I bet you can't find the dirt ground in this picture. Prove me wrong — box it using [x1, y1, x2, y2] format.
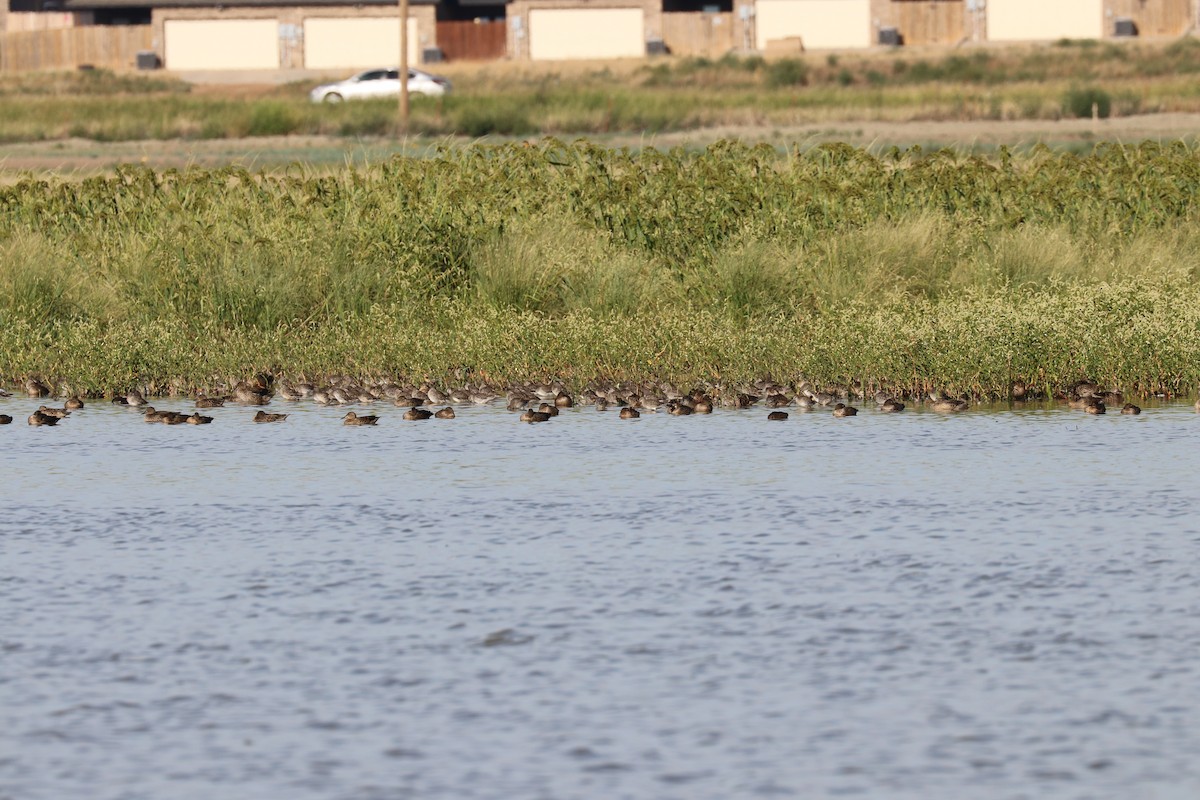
[1, 112, 1198, 177]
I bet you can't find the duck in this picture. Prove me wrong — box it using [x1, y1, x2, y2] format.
[254, 410, 288, 423]
[187, 413, 214, 424]
[0, 414, 12, 424]
[24, 378, 51, 398]
[232, 383, 271, 405]
[506, 395, 529, 412]
[143, 407, 170, 422]
[594, 398, 610, 411]
[36, 406, 70, 419]
[1083, 399, 1106, 415]
[537, 403, 560, 417]
[64, 397, 85, 410]
[434, 407, 456, 419]
[832, 403, 858, 417]
[533, 382, 561, 401]
[928, 392, 968, 413]
[195, 394, 225, 408]
[802, 387, 835, 407]
[1068, 380, 1101, 399]
[28, 410, 60, 426]
[1120, 403, 1141, 415]
[767, 410, 789, 421]
[343, 411, 378, 425]
[693, 397, 714, 414]
[125, 389, 148, 407]
[520, 409, 551, 423]
[403, 407, 432, 421]
[1011, 381, 1029, 401]
[732, 393, 759, 409]
[668, 402, 693, 416]
[554, 392, 574, 408]
[277, 383, 304, 401]
[619, 407, 640, 419]
[879, 398, 905, 413]
[162, 412, 188, 425]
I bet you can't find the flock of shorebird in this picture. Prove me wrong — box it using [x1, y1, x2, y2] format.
[0, 376, 1165, 428]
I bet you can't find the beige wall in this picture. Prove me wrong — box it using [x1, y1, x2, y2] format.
[528, 7, 644, 59]
[164, 19, 279, 69]
[987, 0, 1104, 40]
[755, 0, 872, 50]
[153, 6, 437, 70]
[508, 0, 661, 60]
[303, 17, 420, 69]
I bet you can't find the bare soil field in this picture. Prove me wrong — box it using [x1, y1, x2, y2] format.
[2, 112, 1198, 178]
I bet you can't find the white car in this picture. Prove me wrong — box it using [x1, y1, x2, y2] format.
[310, 68, 451, 103]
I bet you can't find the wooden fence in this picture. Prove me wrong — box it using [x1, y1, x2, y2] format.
[661, 12, 737, 58]
[1106, 0, 1192, 36]
[886, 0, 966, 46]
[436, 20, 506, 61]
[0, 25, 152, 72]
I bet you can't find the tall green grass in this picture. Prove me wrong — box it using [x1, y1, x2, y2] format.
[3, 141, 1200, 394]
[6, 40, 1200, 143]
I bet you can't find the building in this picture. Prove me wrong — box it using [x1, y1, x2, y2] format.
[0, 0, 1195, 73]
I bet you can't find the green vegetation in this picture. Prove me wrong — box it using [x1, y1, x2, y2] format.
[3, 140, 1200, 397]
[3, 38, 1200, 142]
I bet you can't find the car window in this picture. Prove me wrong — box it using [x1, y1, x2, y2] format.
[359, 70, 386, 82]
[385, 70, 400, 80]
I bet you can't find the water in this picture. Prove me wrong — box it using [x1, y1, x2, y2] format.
[3, 396, 1200, 800]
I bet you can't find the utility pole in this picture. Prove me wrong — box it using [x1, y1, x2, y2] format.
[398, 0, 409, 135]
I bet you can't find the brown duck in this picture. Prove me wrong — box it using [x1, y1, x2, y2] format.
[255, 410, 289, 423]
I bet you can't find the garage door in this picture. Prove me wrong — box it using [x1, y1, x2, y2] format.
[987, 0, 1103, 41]
[529, 8, 643, 60]
[755, 0, 870, 50]
[164, 19, 279, 70]
[304, 17, 420, 69]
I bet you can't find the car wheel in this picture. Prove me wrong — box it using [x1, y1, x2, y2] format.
[323, 92, 343, 103]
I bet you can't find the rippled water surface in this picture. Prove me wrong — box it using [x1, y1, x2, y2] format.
[3, 396, 1200, 800]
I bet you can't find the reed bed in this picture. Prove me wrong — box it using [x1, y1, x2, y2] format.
[3, 141, 1200, 397]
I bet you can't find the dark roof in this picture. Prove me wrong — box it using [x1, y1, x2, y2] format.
[53, 0, 436, 8]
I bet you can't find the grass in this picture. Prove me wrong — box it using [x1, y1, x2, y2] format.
[5, 40, 1200, 142]
[3, 141, 1200, 397]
